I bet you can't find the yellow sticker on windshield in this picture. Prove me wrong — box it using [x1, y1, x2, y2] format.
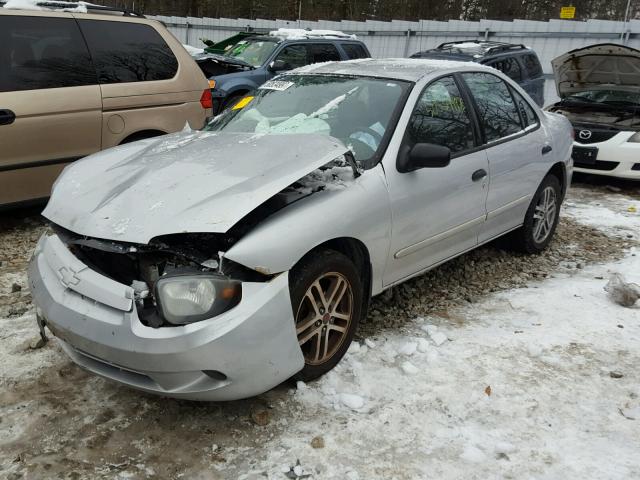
[232, 96, 254, 110]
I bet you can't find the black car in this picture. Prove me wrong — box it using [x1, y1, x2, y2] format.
[411, 41, 545, 106]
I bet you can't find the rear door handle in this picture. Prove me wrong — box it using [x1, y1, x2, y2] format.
[472, 169, 487, 182]
[0, 109, 16, 126]
[542, 145, 552, 155]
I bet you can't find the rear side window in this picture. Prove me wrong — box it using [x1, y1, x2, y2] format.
[522, 54, 542, 78]
[0, 16, 96, 92]
[78, 20, 178, 84]
[486, 57, 522, 82]
[462, 72, 522, 142]
[341, 43, 368, 59]
[510, 88, 539, 128]
[408, 76, 475, 154]
[309, 44, 341, 63]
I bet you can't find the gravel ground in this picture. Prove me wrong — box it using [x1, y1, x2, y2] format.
[0, 175, 638, 479]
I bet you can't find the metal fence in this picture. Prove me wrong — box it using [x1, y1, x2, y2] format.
[151, 15, 640, 105]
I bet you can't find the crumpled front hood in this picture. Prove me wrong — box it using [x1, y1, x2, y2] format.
[43, 132, 349, 244]
[552, 43, 640, 97]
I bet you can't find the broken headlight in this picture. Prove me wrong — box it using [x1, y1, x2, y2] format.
[155, 274, 241, 325]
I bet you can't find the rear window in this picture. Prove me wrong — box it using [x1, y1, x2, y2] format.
[0, 16, 96, 92]
[341, 43, 368, 60]
[522, 54, 542, 78]
[78, 20, 178, 84]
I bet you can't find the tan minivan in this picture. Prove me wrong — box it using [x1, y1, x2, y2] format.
[0, 6, 212, 207]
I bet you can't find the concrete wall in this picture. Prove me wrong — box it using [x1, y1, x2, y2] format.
[152, 15, 640, 106]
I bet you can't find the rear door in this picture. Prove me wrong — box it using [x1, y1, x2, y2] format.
[460, 72, 547, 243]
[0, 13, 101, 206]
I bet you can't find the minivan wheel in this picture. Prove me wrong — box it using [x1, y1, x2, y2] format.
[290, 250, 362, 381]
[509, 174, 562, 254]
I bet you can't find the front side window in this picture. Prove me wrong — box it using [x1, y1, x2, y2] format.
[274, 45, 309, 70]
[0, 16, 96, 92]
[486, 57, 522, 82]
[341, 43, 368, 60]
[205, 75, 409, 166]
[462, 72, 522, 142]
[407, 76, 475, 154]
[79, 20, 178, 84]
[522, 54, 542, 78]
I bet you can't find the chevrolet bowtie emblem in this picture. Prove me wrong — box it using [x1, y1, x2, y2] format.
[58, 267, 81, 287]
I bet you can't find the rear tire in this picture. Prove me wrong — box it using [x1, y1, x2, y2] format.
[289, 250, 362, 381]
[509, 174, 562, 254]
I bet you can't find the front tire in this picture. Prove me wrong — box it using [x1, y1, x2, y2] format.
[289, 250, 362, 381]
[509, 174, 562, 254]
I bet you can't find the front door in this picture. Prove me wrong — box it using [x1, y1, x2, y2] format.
[383, 75, 489, 286]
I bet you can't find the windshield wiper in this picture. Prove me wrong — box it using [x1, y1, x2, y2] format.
[560, 96, 601, 104]
[601, 100, 640, 107]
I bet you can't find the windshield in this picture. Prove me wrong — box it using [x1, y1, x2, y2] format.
[225, 38, 278, 67]
[564, 89, 640, 107]
[205, 75, 410, 165]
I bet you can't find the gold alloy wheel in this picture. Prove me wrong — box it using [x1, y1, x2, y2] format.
[295, 272, 354, 365]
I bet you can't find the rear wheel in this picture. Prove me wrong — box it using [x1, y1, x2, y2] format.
[509, 174, 562, 253]
[290, 250, 362, 381]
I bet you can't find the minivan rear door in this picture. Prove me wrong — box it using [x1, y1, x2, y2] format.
[0, 12, 102, 206]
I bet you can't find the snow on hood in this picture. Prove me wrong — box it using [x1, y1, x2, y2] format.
[43, 132, 350, 244]
[551, 43, 640, 97]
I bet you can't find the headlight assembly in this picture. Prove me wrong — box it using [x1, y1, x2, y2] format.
[628, 132, 640, 143]
[155, 274, 241, 325]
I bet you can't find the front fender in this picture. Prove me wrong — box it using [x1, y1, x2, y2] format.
[224, 165, 392, 295]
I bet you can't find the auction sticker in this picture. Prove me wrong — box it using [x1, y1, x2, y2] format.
[259, 80, 294, 91]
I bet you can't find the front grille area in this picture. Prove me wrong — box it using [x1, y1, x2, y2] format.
[573, 125, 620, 144]
[574, 160, 620, 171]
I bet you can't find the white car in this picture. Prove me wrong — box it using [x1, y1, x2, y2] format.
[548, 43, 640, 179]
[29, 59, 573, 401]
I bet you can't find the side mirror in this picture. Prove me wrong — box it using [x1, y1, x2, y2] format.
[269, 59, 290, 72]
[397, 143, 451, 173]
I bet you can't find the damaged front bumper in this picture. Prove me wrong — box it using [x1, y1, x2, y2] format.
[28, 233, 304, 401]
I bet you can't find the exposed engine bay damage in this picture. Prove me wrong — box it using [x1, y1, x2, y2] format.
[194, 53, 255, 77]
[50, 154, 360, 328]
[546, 104, 640, 132]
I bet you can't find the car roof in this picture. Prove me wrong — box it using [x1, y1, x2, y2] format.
[415, 41, 531, 60]
[291, 58, 492, 82]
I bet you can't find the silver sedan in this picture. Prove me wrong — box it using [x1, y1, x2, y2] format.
[29, 59, 573, 400]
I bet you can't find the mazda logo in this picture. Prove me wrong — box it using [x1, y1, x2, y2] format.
[578, 130, 592, 140]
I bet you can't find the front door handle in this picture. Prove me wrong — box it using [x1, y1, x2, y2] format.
[0, 109, 16, 126]
[542, 145, 553, 155]
[472, 169, 487, 182]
